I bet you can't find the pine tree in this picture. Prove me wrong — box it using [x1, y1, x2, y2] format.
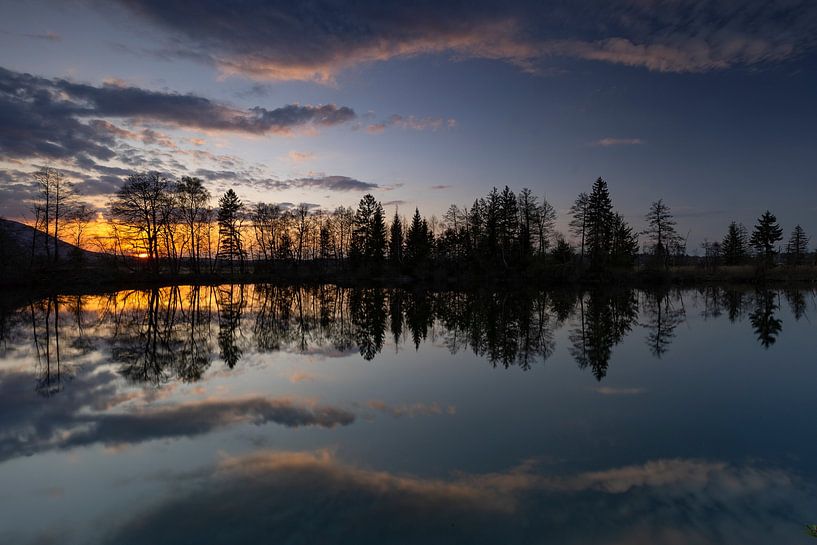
[585, 177, 614, 269]
[721, 221, 748, 265]
[405, 208, 432, 268]
[611, 213, 639, 267]
[216, 189, 244, 273]
[569, 192, 589, 263]
[351, 194, 382, 263]
[369, 204, 387, 264]
[786, 224, 809, 265]
[388, 210, 404, 265]
[749, 210, 783, 267]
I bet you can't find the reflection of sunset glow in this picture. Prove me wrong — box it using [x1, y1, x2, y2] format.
[135, 253, 149, 258]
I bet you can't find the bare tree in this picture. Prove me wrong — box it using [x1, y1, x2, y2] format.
[109, 172, 172, 274]
[32, 167, 73, 264]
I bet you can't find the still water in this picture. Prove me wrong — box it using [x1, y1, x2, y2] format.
[0, 284, 815, 544]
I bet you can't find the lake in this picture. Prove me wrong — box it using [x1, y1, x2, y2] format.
[0, 284, 815, 544]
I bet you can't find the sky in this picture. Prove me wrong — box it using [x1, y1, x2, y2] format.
[0, 0, 816, 248]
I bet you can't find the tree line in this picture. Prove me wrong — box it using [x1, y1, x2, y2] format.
[24, 168, 815, 278]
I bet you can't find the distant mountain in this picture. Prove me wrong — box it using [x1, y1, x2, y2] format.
[0, 217, 102, 264]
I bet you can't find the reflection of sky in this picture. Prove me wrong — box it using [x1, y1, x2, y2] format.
[0, 287, 816, 544]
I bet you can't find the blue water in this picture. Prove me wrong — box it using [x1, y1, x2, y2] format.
[0, 285, 814, 544]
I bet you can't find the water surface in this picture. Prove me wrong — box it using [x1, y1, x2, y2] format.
[0, 284, 815, 544]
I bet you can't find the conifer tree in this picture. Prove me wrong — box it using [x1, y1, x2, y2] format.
[388, 210, 404, 265]
[721, 221, 748, 265]
[786, 224, 809, 265]
[749, 210, 783, 267]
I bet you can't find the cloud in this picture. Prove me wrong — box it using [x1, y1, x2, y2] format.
[113, 0, 817, 81]
[0, 65, 357, 163]
[592, 137, 644, 147]
[100, 451, 817, 545]
[430, 184, 451, 190]
[23, 31, 62, 42]
[367, 115, 457, 133]
[256, 175, 379, 193]
[287, 151, 315, 163]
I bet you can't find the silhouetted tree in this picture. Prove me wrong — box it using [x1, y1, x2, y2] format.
[32, 167, 73, 264]
[351, 194, 386, 265]
[110, 172, 172, 273]
[404, 208, 433, 270]
[721, 221, 748, 265]
[786, 225, 809, 265]
[569, 192, 589, 264]
[643, 199, 680, 270]
[217, 189, 245, 273]
[585, 178, 614, 270]
[175, 176, 211, 272]
[750, 210, 783, 268]
[611, 213, 639, 267]
[388, 210, 404, 265]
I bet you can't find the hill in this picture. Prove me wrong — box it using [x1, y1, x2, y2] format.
[0, 218, 103, 278]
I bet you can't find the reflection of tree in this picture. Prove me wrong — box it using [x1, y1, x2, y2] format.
[434, 290, 558, 369]
[784, 289, 807, 321]
[750, 290, 782, 349]
[176, 286, 212, 381]
[641, 289, 686, 358]
[389, 289, 404, 349]
[723, 290, 748, 323]
[114, 289, 176, 385]
[405, 290, 433, 350]
[217, 284, 245, 369]
[350, 288, 386, 360]
[31, 296, 67, 396]
[569, 289, 638, 380]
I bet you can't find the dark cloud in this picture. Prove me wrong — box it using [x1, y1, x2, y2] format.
[252, 175, 379, 193]
[115, 0, 817, 81]
[101, 450, 817, 545]
[293, 175, 379, 192]
[0, 65, 357, 162]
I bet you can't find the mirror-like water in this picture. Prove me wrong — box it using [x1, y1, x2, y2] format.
[0, 284, 815, 545]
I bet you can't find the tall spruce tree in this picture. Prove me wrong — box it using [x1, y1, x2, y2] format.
[569, 192, 589, 264]
[388, 210, 404, 265]
[786, 224, 809, 265]
[749, 210, 783, 267]
[216, 189, 244, 273]
[721, 221, 748, 265]
[405, 208, 433, 268]
[585, 177, 614, 269]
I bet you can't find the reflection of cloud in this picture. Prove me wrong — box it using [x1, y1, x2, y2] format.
[592, 137, 644, 147]
[102, 451, 816, 545]
[0, 368, 354, 462]
[593, 386, 645, 396]
[367, 400, 456, 418]
[288, 371, 316, 383]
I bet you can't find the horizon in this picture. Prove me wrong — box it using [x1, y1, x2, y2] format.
[1, 0, 816, 251]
